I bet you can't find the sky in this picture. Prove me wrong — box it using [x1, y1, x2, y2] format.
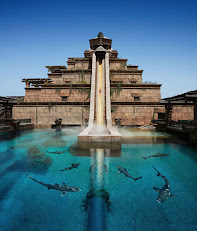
[0, 0, 197, 98]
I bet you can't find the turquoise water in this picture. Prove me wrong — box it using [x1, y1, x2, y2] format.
[0, 128, 197, 231]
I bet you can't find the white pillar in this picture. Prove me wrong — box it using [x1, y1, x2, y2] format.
[105, 52, 112, 127]
[88, 52, 96, 126]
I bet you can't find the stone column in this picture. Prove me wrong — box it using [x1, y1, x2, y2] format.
[105, 52, 112, 127]
[88, 52, 96, 126]
[26, 81, 30, 88]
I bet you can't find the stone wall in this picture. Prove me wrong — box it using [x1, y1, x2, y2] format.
[48, 71, 91, 84]
[110, 72, 142, 84]
[110, 60, 127, 70]
[111, 105, 194, 126]
[111, 105, 161, 125]
[13, 104, 194, 127]
[172, 106, 194, 121]
[62, 72, 91, 84]
[111, 87, 161, 102]
[67, 59, 90, 70]
[24, 88, 90, 102]
[24, 86, 160, 103]
[75, 60, 91, 70]
[13, 105, 90, 127]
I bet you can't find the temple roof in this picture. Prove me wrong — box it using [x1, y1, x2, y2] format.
[0, 96, 17, 104]
[162, 90, 197, 102]
[89, 32, 112, 50]
[161, 90, 197, 105]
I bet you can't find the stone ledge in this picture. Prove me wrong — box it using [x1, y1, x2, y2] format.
[78, 125, 122, 142]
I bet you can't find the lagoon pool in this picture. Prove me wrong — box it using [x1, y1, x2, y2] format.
[0, 127, 197, 231]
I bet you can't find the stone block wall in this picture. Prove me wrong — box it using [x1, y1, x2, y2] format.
[49, 71, 142, 85]
[111, 88, 161, 102]
[172, 106, 194, 121]
[13, 105, 90, 126]
[67, 59, 90, 70]
[47, 74, 62, 84]
[24, 88, 90, 102]
[109, 60, 127, 70]
[13, 104, 194, 127]
[48, 71, 91, 84]
[75, 60, 91, 70]
[25, 89, 42, 102]
[111, 105, 161, 126]
[110, 73, 142, 84]
[111, 105, 194, 126]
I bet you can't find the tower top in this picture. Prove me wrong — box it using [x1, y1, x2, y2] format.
[97, 32, 104, 38]
[89, 32, 112, 50]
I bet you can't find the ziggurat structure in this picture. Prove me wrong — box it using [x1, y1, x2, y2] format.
[13, 33, 193, 132]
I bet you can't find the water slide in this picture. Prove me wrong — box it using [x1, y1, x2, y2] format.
[78, 51, 121, 141]
[86, 149, 109, 231]
[97, 59, 103, 126]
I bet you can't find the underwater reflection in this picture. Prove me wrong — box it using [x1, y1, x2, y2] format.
[85, 148, 110, 231]
[41, 137, 66, 148]
[0, 130, 22, 141]
[90, 149, 106, 189]
[69, 141, 122, 157]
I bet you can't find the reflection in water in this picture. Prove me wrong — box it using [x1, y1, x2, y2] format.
[68, 141, 122, 230]
[85, 149, 110, 231]
[94, 149, 105, 188]
[90, 163, 108, 173]
[69, 141, 121, 157]
[0, 130, 22, 141]
[119, 127, 171, 138]
[41, 137, 66, 147]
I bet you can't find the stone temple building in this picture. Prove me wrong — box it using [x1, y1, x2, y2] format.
[13, 32, 193, 128]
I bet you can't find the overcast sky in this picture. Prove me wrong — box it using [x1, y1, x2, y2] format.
[0, 0, 197, 98]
